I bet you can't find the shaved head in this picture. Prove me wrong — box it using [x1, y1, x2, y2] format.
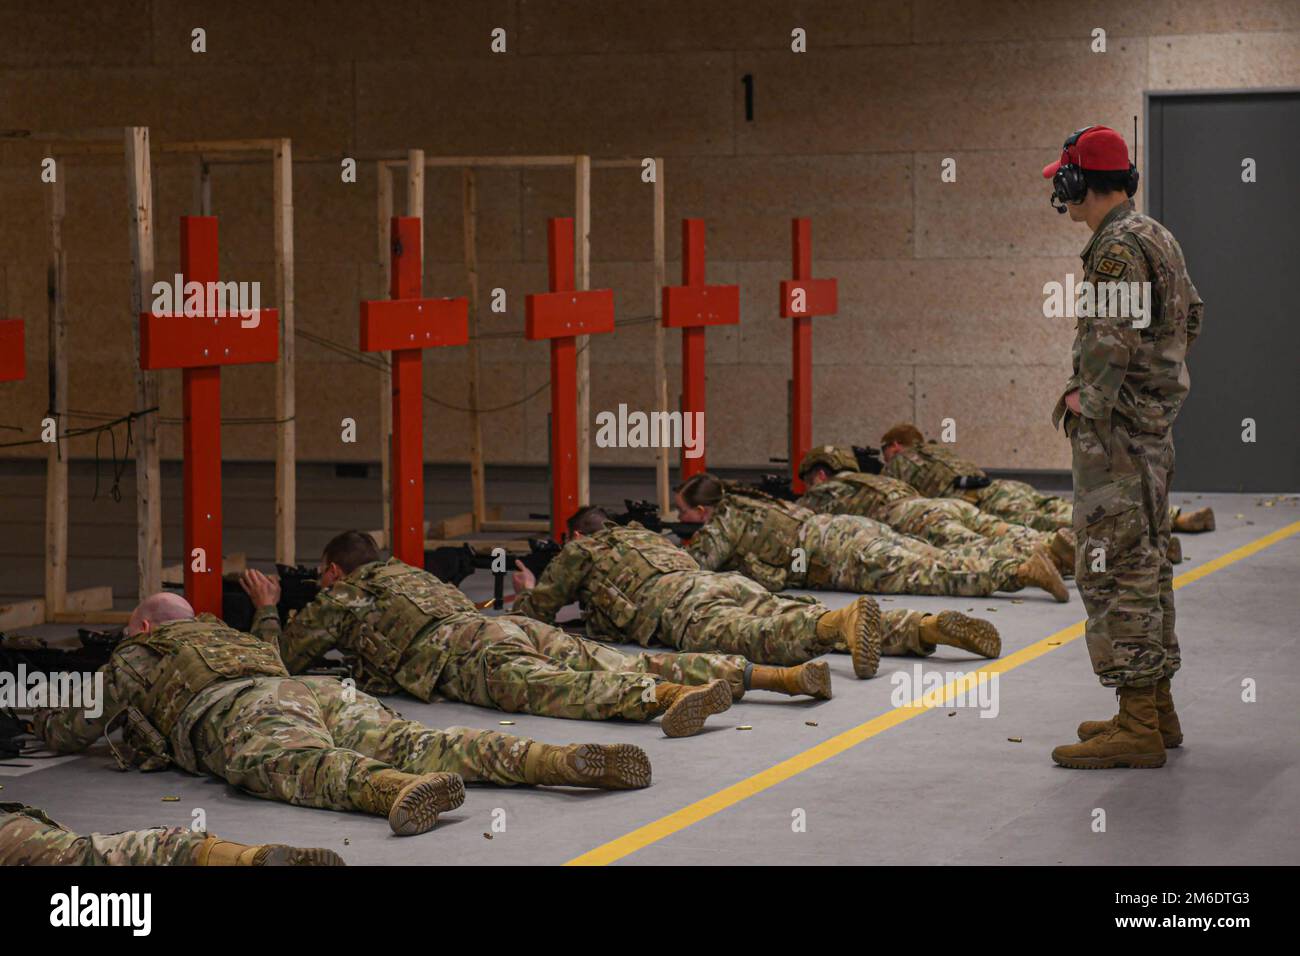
[128, 592, 195, 636]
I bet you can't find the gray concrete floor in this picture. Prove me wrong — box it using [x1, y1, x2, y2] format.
[2, 460, 1297, 865]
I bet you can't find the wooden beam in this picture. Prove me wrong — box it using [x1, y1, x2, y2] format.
[125, 126, 162, 601]
[574, 155, 592, 508]
[273, 138, 296, 566]
[50, 611, 132, 625]
[463, 169, 488, 530]
[194, 156, 212, 215]
[0, 599, 44, 630]
[376, 162, 394, 546]
[1, 586, 118, 630]
[45, 155, 68, 618]
[479, 519, 551, 534]
[431, 505, 502, 539]
[653, 157, 670, 512]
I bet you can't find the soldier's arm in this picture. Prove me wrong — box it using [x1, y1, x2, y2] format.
[32, 649, 145, 753]
[683, 511, 737, 571]
[1076, 242, 1146, 420]
[251, 591, 345, 673]
[513, 545, 588, 623]
[1186, 278, 1205, 349]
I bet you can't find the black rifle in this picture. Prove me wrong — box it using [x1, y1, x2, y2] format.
[758, 473, 797, 500]
[609, 499, 703, 539]
[424, 538, 562, 609]
[221, 564, 321, 633]
[852, 445, 885, 474]
[0, 626, 124, 678]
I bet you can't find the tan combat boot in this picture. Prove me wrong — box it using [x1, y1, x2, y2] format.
[816, 596, 882, 679]
[1016, 547, 1069, 602]
[523, 742, 652, 789]
[1172, 506, 1215, 533]
[1048, 529, 1076, 576]
[1077, 677, 1183, 748]
[748, 661, 832, 700]
[919, 611, 1001, 658]
[1167, 536, 1183, 563]
[650, 679, 733, 737]
[194, 837, 345, 866]
[1052, 685, 1166, 769]
[350, 768, 466, 836]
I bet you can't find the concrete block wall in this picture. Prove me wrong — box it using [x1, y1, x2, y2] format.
[2, 1, 1297, 470]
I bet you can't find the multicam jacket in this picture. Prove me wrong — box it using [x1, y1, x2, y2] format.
[880, 443, 987, 500]
[512, 522, 700, 646]
[797, 470, 919, 519]
[1052, 200, 1204, 434]
[252, 557, 478, 698]
[684, 492, 815, 591]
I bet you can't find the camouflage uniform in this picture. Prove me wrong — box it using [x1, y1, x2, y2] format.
[253, 558, 746, 719]
[686, 491, 1027, 597]
[33, 615, 545, 810]
[797, 459, 1049, 558]
[882, 442, 1075, 532]
[0, 803, 206, 865]
[1051, 200, 1201, 687]
[514, 523, 937, 664]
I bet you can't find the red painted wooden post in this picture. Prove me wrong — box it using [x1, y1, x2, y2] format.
[139, 217, 278, 615]
[661, 219, 739, 479]
[0, 318, 24, 381]
[525, 218, 615, 542]
[359, 216, 469, 565]
[779, 218, 838, 493]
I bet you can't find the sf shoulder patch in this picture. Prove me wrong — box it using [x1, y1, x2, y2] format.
[1095, 256, 1128, 279]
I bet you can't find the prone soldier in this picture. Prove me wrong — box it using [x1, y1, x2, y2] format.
[0, 803, 344, 866]
[31, 592, 652, 838]
[512, 506, 1005, 682]
[674, 473, 1070, 603]
[242, 530, 760, 737]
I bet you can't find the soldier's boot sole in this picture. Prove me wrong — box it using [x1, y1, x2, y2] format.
[797, 660, 833, 700]
[388, 772, 466, 836]
[1174, 507, 1216, 533]
[1167, 535, 1183, 564]
[933, 611, 1002, 658]
[249, 845, 347, 866]
[1023, 548, 1069, 603]
[1077, 716, 1182, 748]
[1050, 748, 1167, 770]
[850, 596, 883, 679]
[565, 743, 652, 789]
[661, 679, 733, 738]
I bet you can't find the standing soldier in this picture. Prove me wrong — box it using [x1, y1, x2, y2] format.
[674, 474, 1069, 603]
[512, 506, 1006, 682]
[1041, 125, 1203, 769]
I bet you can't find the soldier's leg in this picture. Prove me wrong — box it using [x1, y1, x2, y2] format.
[0, 804, 205, 865]
[882, 498, 988, 549]
[663, 573, 832, 664]
[1152, 442, 1180, 679]
[435, 616, 658, 722]
[824, 608, 997, 659]
[973, 480, 1073, 532]
[301, 675, 531, 786]
[810, 521, 1008, 596]
[1071, 426, 1166, 688]
[195, 678, 391, 811]
[506, 614, 748, 696]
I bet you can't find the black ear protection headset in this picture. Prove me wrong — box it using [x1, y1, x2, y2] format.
[1050, 124, 1140, 213]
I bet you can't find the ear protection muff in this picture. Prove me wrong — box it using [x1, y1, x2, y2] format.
[1050, 126, 1139, 213]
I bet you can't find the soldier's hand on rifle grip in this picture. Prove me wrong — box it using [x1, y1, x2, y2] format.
[239, 569, 282, 609]
[512, 560, 536, 594]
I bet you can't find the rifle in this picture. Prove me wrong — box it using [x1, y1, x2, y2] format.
[852, 445, 885, 474]
[221, 563, 321, 633]
[424, 538, 562, 610]
[608, 499, 703, 540]
[0, 626, 124, 677]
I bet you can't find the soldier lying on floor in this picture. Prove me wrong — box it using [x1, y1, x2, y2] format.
[0, 802, 344, 866]
[673, 474, 1070, 604]
[30, 593, 652, 838]
[877, 423, 1215, 537]
[238, 529, 818, 737]
[510, 506, 1004, 682]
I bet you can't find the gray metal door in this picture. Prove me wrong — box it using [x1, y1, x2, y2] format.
[1148, 91, 1300, 492]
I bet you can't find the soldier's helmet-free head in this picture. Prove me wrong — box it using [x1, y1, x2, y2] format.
[676, 472, 725, 523]
[320, 530, 380, 587]
[127, 591, 196, 636]
[798, 445, 859, 483]
[880, 423, 924, 461]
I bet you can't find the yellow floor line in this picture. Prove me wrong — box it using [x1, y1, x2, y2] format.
[566, 518, 1300, 866]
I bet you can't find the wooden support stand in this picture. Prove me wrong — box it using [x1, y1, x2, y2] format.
[139, 217, 279, 615]
[360, 216, 468, 565]
[779, 218, 838, 494]
[662, 218, 738, 480]
[525, 218, 615, 541]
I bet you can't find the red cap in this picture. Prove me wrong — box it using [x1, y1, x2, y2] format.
[1042, 126, 1131, 178]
